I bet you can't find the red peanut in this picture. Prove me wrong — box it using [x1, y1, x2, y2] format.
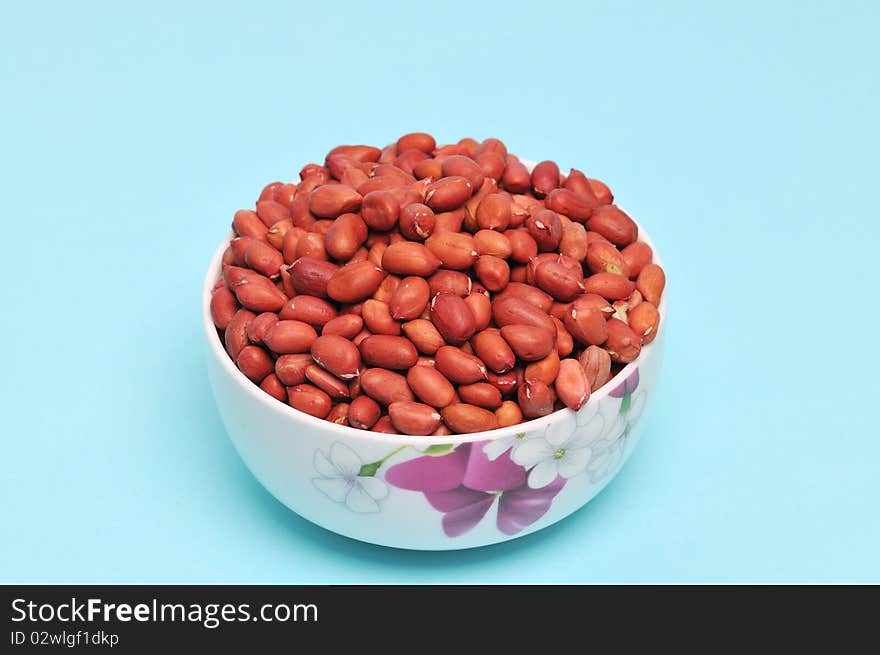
[219, 137, 664, 434]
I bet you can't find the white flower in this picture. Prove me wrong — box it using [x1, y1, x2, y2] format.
[587, 390, 648, 483]
[576, 399, 606, 437]
[511, 406, 606, 489]
[585, 435, 625, 484]
[312, 443, 388, 513]
[483, 430, 533, 461]
[601, 390, 647, 443]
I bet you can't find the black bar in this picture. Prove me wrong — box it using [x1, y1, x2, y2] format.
[2, 585, 875, 650]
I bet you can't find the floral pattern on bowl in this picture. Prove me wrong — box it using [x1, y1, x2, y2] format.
[311, 367, 647, 538]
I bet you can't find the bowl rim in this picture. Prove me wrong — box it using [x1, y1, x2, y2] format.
[203, 209, 666, 446]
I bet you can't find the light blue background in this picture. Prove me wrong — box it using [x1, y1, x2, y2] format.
[2, 1, 878, 583]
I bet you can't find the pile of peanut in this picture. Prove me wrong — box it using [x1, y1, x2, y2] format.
[211, 134, 666, 435]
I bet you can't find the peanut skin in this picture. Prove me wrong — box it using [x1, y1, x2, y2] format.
[220, 137, 663, 433]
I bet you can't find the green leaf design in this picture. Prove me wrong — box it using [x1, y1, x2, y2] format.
[421, 443, 455, 457]
[357, 444, 410, 477]
[358, 461, 382, 477]
[619, 392, 631, 415]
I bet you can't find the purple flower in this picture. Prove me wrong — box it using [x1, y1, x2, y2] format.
[497, 477, 566, 535]
[385, 442, 565, 538]
[425, 488, 496, 538]
[609, 367, 639, 398]
[381, 445, 471, 493]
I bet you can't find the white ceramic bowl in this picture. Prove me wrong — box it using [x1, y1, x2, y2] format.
[203, 218, 665, 550]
